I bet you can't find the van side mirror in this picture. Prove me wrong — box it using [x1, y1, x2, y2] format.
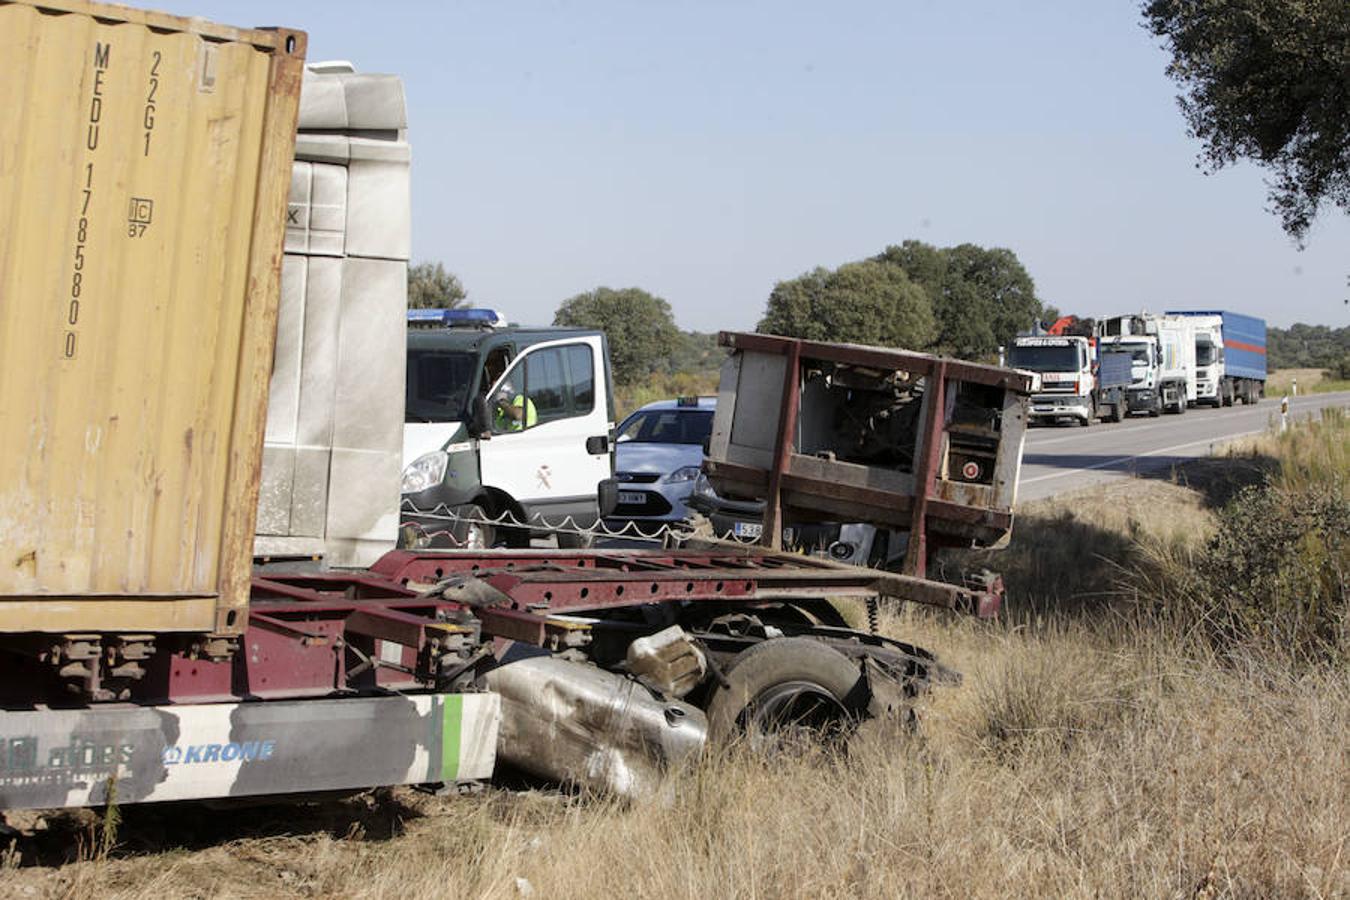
[471, 395, 492, 437]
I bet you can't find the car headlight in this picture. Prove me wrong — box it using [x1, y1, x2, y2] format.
[401, 451, 448, 494]
[663, 465, 702, 484]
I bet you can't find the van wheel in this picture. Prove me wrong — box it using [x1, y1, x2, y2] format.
[706, 637, 868, 746]
[556, 529, 595, 549]
[449, 503, 495, 550]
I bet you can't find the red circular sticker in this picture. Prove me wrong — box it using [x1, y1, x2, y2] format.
[962, 461, 980, 480]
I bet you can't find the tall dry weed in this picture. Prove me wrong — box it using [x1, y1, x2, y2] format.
[1132, 410, 1349, 669]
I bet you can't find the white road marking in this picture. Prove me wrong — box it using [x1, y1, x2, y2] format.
[1020, 427, 1271, 485]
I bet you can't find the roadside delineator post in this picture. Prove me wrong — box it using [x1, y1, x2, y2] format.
[1280, 395, 1290, 432]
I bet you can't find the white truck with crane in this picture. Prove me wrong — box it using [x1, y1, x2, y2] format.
[1008, 333, 1133, 426]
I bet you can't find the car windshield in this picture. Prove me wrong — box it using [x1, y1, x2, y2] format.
[617, 409, 714, 444]
[1008, 345, 1079, 372]
[405, 350, 478, 423]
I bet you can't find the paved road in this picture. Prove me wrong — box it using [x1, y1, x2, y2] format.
[1016, 390, 1350, 503]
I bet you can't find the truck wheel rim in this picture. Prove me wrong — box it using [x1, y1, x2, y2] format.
[744, 679, 851, 742]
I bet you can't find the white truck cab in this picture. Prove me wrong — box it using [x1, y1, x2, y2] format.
[400, 309, 615, 548]
[1101, 312, 1196, 415]
[1184, 314, 1225, 406]
[1008, 335, 1095, 425]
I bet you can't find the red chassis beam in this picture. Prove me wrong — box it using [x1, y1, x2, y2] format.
[369, 548, 1002, 618]
[75, 548, 998, 706]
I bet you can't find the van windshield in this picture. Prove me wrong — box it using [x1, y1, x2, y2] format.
[406, 350, 478, 423]
[1008, 345, 1079, 372]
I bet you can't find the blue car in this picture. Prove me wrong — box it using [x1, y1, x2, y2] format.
[608, 397, 716, 530]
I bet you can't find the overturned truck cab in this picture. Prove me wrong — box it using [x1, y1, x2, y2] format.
[704, 332, 1034, 578]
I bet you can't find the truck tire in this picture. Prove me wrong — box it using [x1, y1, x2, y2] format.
[1222, 382, 1234, 407]
[1149, 393, 1162, 417]
[1079, 397, 1096, 426]
[705, 637, 868, 744]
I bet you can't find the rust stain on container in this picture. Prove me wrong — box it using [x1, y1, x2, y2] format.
[0, 0, 306, 636]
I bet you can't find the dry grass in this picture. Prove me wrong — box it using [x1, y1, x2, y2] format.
[1267, 367, 1326, 395]
[1268, 367, 1350, 397]
[6, 620, 1346, 899]
[4, 421, 1349, 899]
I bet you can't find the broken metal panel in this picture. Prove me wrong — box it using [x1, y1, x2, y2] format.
[254, 65, 409, 569]
[484, 651, 706, 799]
[0, 693, 499, 811]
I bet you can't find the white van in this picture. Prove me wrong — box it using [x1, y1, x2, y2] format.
[400, 310, 616, 548]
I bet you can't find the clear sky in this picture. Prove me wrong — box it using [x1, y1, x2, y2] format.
[174, 0, 1348, 331]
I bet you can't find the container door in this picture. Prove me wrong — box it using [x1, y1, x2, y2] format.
[478, 337, 611, 524]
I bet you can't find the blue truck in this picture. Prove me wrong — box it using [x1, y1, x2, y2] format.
[1165, 310, 1267, 406]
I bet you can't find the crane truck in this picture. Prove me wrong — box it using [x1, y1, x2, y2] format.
[1008, 328, 1133, 426]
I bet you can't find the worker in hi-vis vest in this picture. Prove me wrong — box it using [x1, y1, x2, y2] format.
[493, 380, 537, 431]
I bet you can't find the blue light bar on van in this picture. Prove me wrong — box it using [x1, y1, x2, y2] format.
[406, 308, 506, 328]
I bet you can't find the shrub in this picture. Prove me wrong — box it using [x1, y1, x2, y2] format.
[1325, 353, 1350, 381]
[1145, 479, 1348, 667]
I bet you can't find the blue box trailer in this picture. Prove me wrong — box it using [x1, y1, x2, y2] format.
[1166, 310, 1267, 405]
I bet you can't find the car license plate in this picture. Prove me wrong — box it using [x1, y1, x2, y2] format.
[618, 491, 645, 505]
[733, 521, 762, 539]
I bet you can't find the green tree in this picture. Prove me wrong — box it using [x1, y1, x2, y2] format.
[554, 287, 680, 385]
[1144, 0, 1350, 241]
[874, 240, 1043, 358]
[946, 244, 1043, 353]
[757, 260, 937, 349]
[407, 261, 467, 309]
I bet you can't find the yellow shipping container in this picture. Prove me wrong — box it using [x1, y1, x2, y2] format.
[0, 1, 306, 636]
